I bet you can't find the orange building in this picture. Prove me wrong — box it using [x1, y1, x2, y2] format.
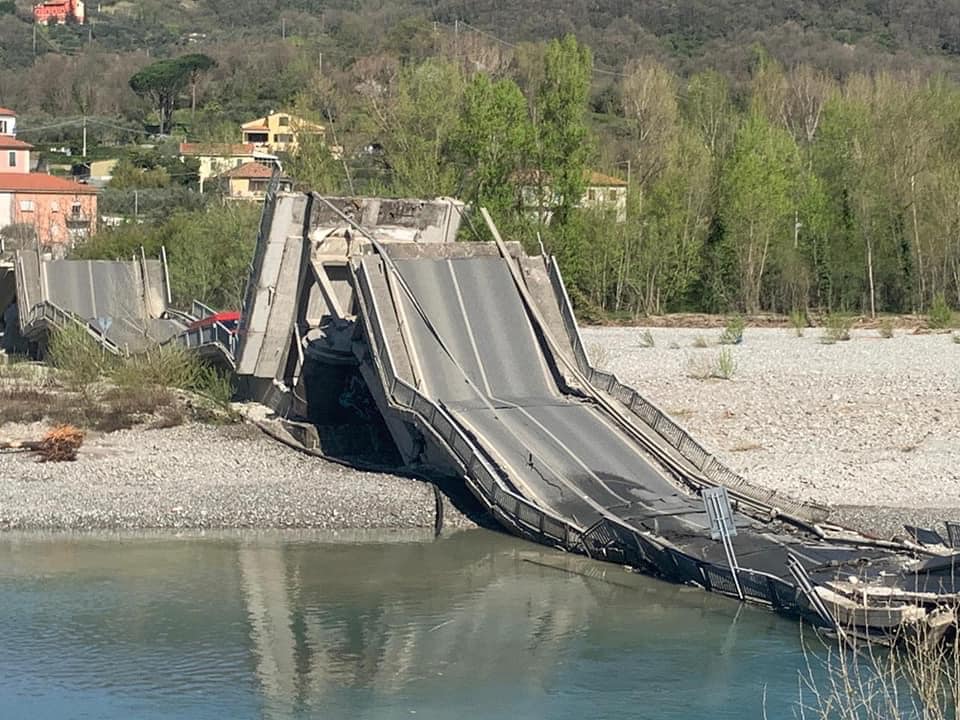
[33, 0, 85, 25]
[0, 108, 97, 249]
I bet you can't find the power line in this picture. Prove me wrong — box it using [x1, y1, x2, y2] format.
[16, 117, 86, 133]
[443, 19, 631, 78]
[18, 117, 146, 136]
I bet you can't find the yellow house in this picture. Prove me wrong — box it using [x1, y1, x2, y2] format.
[220, 161, 291, 201]
[240, 112, 325, 154]
[179, 142, 284, 193]
[517, 169, 629, 224]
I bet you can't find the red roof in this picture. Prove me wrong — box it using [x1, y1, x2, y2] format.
[0, 173, 98, 194]
[221, 161, 274, 179]
[0, 107, 15, 116]
[0, 137, 32, 150]
[179, 142, 255, 156]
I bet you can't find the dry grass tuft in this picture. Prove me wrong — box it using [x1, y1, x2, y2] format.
[798, 618, 959, 720]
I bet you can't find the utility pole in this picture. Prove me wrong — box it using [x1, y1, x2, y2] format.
[33, 24, 37, 55]
[318, 50, 322, 76]
[793, 210, 802, 249]
[281, 18, 286, 39]
[82, 115, 87, 158]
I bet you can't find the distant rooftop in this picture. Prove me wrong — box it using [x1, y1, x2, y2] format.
[0, 137, 32, 150]
[0, 173, 98, 194]
[221, 162, 275, 179]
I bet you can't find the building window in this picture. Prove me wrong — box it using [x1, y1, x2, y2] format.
[278, 116, 289, 127]
[51, 201, 60, 213]
[274, 133, 293, 144]
[587, 188, 596, 202]
[71, 201, 82, 215]
[8, 151, 16, 168]
[19, 199, 34, 212]
[0, 120, 7, 134]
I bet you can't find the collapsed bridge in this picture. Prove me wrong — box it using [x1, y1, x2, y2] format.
[233, 186, 960, 639]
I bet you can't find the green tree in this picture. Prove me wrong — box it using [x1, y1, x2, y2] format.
[372, 59, 464, 196]
[128, 54, 214, 134]
[534, 35, 592, 227]
[129, 59, 189, 135]
[285, 131, 341, 193]
[455, 73, 533, 217]
[720, 113, 803, 312]
[178, 53, 217, 117]
[75, 204, 259, 309]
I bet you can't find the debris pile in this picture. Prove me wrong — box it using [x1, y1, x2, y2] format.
[0, 425, 85, 462]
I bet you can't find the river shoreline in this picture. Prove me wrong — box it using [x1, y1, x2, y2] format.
[1, 324, 956, 540]
[0, 422, 476, 532]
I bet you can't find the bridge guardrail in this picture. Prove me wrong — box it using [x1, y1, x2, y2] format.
[22, 300, 122, 355]
[546, 256, 829, 525]
[168, 320, 238, 366]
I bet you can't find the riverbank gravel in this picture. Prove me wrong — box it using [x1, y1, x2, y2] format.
[0, 422, 474, 531]
[582, 326, 960, 538]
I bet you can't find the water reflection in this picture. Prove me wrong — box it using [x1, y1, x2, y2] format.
[0, 529, 809, 719]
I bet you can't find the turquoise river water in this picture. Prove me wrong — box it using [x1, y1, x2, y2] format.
[0, 528, 834, 719]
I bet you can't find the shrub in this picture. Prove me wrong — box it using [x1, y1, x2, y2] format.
[638, 329, 655, 348]
[799, 623, 959, 720]
[879, 318, 895, 339]
[928, 292, 954, 329]
[685, 349, 736, 380]
[952, 333, 960, 344]
[789, 308, 806, 337]
[685, 354, 713, 379]
[194, 365, 235, 405]
[692, 335, 709, 348]
[47, 324, 115, 387]
[110, 344, 201, 390]
[821, 314, 854, 344]
[714, 347, 737, 379]
[719, 315, 745, 345]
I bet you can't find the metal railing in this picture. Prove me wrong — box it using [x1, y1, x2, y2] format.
[546, 257, 829, 525]
[578, 515, 804, 613]
[168, 320, 238, 366]
[190, 300, 218, 320]
[21, 299, 122, 355]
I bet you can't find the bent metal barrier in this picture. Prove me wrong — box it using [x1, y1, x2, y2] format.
[544, 255, 829, 526]
[351, 253, 808, 618]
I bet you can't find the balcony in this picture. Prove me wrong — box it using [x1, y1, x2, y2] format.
[65, 210, 92, 227]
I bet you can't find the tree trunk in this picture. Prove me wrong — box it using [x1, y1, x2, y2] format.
[911, 175, 925, 311]
[866, 234, 876, 318]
